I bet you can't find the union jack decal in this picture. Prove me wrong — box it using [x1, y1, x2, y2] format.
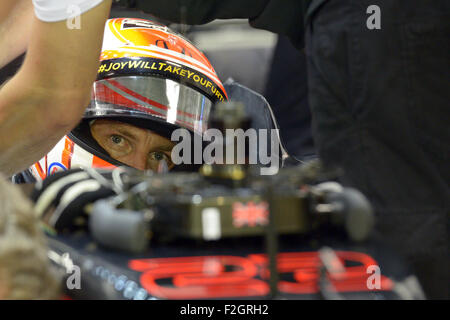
[232, 201, 269, 228]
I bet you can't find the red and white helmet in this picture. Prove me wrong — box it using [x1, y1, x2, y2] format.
[29, 18, 227, 182]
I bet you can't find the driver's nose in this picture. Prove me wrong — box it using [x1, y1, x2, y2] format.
[126, 152, 148, 171]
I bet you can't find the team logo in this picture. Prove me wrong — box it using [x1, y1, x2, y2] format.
[128, 252, 394, 299]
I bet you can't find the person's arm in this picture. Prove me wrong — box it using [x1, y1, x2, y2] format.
[0, 0, 34, 69]
[0, 0, 18, 22]
[132, 0, 268, 24]
[128, 0, 306, 47]
[0, 0, 112, 176]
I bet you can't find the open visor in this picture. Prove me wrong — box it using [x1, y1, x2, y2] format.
[87, 76, 214, 135]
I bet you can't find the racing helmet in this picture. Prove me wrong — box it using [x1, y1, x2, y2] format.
[29, 18, 228, 181]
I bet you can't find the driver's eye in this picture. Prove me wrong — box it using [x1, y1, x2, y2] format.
[152, 152, 165, 161]
[148, 151, 174, 170]
[107, 135, 131, 156]
[149, 151, 167, 162]
[111, 135, 124, 145]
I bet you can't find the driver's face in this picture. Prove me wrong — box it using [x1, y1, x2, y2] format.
[90, 119, 175, 172]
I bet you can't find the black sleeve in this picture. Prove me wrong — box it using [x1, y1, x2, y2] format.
[249, 0, 307, 49]
[135, 0, 268, 24]
[134, 0, 306, 48]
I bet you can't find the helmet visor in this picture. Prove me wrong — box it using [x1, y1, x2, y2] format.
[87, 76, 214, 135]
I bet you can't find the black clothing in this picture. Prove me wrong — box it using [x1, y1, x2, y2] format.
[264, 36, 315, 160]
[131, 0, 316, 48]
[305, 0, 450, 298]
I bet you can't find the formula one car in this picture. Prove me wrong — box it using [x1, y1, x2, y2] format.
[33, 82, 424, 300]
[42, 160, 425, 300]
